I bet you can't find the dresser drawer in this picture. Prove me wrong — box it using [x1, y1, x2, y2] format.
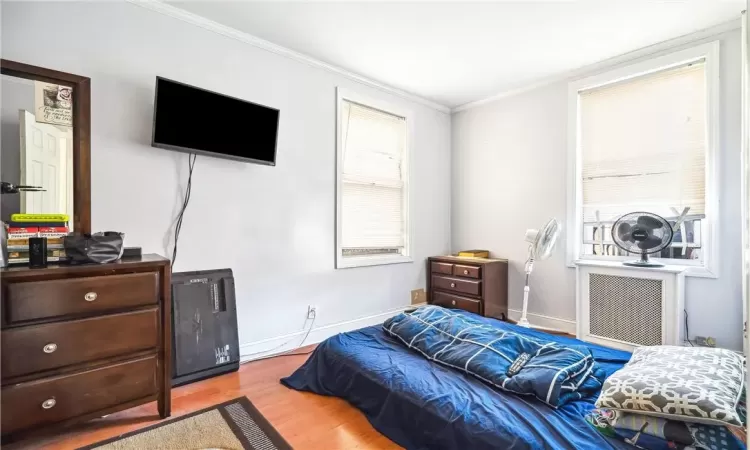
[2, 309, 158, 379]
[431, 262, 453, 275]
[1, 355, 157, 435]
[432, 291, 481, 314]
[5, 272, 159, 323]
[431, 275, 481, 296]
[453, 264, 480, 279]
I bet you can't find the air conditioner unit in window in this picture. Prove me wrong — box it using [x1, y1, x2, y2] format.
[576, 261, 685, 351]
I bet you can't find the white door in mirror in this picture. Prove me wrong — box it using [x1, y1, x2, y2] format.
[20, 110, 72, 217]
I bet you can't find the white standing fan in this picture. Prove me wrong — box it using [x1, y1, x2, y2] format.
[517, 218, 561, 328]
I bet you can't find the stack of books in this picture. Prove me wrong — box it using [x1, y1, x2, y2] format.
[457, 249, 490, 258]
[5, 214, 70, 265]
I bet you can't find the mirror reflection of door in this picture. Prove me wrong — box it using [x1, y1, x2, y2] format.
[1, 74, 75, 229]
[19, 110, 72, 217]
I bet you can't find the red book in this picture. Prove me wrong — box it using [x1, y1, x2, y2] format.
[7, 227, 38, 234]
[39, 226, 69, 233]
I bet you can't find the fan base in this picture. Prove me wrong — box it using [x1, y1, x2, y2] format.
[623, 260, 664, 268]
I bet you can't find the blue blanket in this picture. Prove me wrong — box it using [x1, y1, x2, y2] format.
[383, 306, 606, 407]
[282, 309, 634, 449]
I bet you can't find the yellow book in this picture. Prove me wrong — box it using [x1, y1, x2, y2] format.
[10, 213, 69, 222]
[457, 250, 489, 258]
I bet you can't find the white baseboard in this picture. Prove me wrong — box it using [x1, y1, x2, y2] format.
[507, 308, 577, 335]
[239, 305, 412, 362]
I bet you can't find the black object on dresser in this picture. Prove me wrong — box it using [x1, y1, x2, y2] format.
[0, 254, 172, 442]
[427, 256, 509, 320]
[171, 269, 239, 387]
[28, 237, 47, 268]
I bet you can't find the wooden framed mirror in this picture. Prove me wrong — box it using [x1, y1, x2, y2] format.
[1, 59, 91, 234]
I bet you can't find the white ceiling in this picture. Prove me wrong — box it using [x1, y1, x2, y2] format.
[171, 1, 745, 109]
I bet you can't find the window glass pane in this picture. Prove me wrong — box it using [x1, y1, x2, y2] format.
[579, 62, 707, 261]
[340, 99, 407, 257]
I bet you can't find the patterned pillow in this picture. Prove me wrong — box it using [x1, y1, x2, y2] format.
[596, 346, 745, 426]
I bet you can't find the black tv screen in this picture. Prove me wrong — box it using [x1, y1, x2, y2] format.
[152, 77, 279, 165]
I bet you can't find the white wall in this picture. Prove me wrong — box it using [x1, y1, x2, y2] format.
[1, 2, 451, 353]
[452, 28, 744, 350]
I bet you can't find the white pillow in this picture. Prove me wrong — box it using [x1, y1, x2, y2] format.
[596, 345, 745, 426]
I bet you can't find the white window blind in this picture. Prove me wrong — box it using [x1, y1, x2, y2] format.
[340, 100, 407, 254]
[580, 61, 707, 223]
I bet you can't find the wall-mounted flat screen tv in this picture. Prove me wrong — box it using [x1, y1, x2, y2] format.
[152, 77, 279, 165]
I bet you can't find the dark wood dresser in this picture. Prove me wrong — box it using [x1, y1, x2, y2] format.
[427, 256, 508, 320]
[0, 254, 172, 440]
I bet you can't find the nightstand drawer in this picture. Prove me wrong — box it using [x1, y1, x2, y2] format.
[2, 309, 158, 379]
[433, 291, 481, 314]
[431, 275, 481, 296]
[431, 262, 453, 275]
[5, 272, 159, 324]
[1, 355, 157, 435]
[453, 264, 480, 279]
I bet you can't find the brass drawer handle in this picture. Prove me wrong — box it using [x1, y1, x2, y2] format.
[42, 398, 56, 409]
[43, 343, 57, 354]
[450, 283, 456, 288]
[84, 292, 98, 302]
[463, 269, 469, 275]
[451, 300, 456, 306]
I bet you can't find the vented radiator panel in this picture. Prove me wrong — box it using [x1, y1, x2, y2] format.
[588, 274, 663, 346]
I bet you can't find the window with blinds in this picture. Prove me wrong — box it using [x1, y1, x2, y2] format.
[338, 97, 408, 263]
[578, 61, 708, 260]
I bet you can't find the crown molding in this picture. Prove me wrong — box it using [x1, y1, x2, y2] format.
[126, 0, 451, 114]
[452, 17, 742, 113]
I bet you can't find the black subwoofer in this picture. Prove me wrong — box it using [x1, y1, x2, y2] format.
[171, 268, 240, 386]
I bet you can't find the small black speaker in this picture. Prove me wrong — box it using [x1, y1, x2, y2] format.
[171, 268, 239, 386]
[29, 237, 47, 268]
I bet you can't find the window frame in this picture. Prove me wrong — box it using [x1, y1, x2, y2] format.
[566, 42, 720, 278]
[335, 87, 414, 269]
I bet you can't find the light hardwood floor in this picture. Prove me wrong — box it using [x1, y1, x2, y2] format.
[8, 347, 402, 450]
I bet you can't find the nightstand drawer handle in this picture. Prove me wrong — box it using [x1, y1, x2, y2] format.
[451, 300, 456, 306]
[42, 398, 56, 409]
[43, 343, 57, 354]
[450, 283, 456, 288]
[463, 269, 469, 275]
[84, 292, 98, 302]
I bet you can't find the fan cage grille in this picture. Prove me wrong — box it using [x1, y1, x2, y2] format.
[589, 274, 663, 346]
[612, 213, 673, 255]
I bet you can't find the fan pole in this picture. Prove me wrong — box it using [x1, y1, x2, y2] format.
[518, 248, 534, 328]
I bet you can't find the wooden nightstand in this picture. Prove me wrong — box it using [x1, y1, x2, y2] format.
[426, 256, 508, 320]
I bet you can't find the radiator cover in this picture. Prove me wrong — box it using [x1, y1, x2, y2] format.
[576, 262, 685, 351]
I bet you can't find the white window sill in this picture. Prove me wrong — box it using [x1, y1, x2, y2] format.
[569, 258, 718, 279]
[336, 254, 413, 269]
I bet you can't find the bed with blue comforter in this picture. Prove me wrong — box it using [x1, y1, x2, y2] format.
[281, 307, 634, 450]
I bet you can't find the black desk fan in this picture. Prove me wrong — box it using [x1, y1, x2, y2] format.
[611, 211, 685, 267]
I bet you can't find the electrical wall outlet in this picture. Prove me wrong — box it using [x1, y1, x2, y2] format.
[694, 336, 716, 347]
[307, 305, 318, 320]
[411, 289, 426, 305]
